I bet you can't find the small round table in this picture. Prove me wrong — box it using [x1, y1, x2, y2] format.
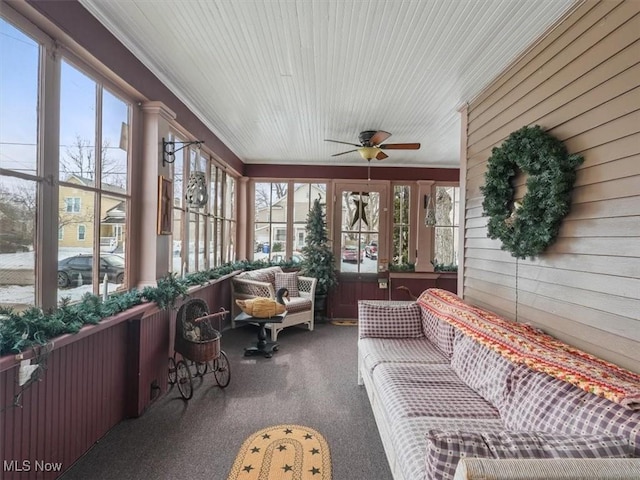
[233, 311, 287, 358]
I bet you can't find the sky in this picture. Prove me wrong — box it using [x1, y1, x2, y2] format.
[1, 17, 128, 184]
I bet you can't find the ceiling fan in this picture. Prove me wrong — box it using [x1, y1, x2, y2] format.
[325, 130, 420, 161]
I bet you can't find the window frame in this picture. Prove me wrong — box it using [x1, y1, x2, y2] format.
[169, 134, 238, 275]
[251, 181, 329, 262]
[0, 11, 135, 310]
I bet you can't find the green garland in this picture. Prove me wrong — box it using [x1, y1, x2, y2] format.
[0, 259, 273, 356]
[481, 125, 583, 259]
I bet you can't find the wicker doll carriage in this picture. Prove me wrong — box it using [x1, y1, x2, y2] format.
[168, 299, 231, 400]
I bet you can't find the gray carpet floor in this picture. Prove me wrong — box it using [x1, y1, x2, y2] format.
[61, 321, 393, 480]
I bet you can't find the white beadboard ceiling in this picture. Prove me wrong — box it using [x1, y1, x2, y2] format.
[79, 0, 575, 168]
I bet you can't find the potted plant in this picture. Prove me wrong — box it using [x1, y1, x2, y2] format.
[300, 197, 338, 320]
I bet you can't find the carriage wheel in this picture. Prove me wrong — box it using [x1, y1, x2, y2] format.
[168, 357, 177, 385]
[195, 361, 208, 377]
[176, 360, 193, 400]
[213, 351, 231, 388]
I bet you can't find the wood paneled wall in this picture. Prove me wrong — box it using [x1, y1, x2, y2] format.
[463, 0, 640, 373]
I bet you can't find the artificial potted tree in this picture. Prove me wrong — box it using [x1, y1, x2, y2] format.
[300, 197, 338, 321]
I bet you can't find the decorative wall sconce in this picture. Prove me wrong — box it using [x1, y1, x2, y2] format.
[162, 137, 204, 166]
[424, 194, 436, 226]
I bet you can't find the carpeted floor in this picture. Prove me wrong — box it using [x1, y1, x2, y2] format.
[60, 322, 392, 480]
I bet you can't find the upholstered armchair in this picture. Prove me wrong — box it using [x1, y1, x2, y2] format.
[231, 266, 317, 341]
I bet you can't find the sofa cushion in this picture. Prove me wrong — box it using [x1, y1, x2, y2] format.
[501, 369, 640, 456]
[358, 337, 448, 375]
[450, 334, 516, 410]
[391, 417, 505, 480]
[425, 429, 632, 480]
[420, 306, 457, 358]
[359, 301, 423, 338]
[372, 363, 500, 425]
[274, 271, 299, 297]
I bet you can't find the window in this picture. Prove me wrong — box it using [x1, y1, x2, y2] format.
[0, 14, 133, 309]
[434, 185, 460, 268]
[339, 190, 379, 274]
[0, 18, 40, 308]
[253, 182, 327, 261]
[170, 141, 236, 274]
[392, 185, 411, 265]
[65, 197, 81, 213]
[292, 183, 326, 254]
[254, 182, 288, 261]
[58, 59, 131, 302]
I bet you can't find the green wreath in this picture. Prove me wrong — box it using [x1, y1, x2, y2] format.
[481, 125, 583, 259]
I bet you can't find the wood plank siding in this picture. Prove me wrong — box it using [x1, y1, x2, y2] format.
[463, 0, 640, 373]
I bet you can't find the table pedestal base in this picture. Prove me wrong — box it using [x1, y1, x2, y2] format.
[235, 312, 285, 359]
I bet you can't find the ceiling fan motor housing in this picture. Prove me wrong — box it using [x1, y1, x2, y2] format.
[358, 130, 378, 146]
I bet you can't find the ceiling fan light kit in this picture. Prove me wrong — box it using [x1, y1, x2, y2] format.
[326, 129, 420, 165]
[358, 146, 380, 161]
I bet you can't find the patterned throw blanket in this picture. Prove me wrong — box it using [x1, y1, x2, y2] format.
[417, 289, 640, 410]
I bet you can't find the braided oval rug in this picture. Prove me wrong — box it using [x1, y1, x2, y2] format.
[227, 425, 331, 480]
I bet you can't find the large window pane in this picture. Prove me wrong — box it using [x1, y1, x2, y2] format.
[393, 185, 411, 265]
[254, 183, 287, 261]
[60, 60, 97, 185]
[0, 178, 36, 309]
[0, 19, 39, 310]
[101, 89, 129, 191]
[434, 186, 459, 267]
[58, 60, 131, 301]
[0, 20, 38, 176]
[340, 191, 378, 273]
[99, 193, 126, 287]
[292, 183, 325, 259]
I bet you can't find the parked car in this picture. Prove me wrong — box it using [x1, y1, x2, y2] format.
[271, 253, 304, 264]
[364, 241, 378, 259]
[57, 254, 125, 288]
[341, 245, 363, 263]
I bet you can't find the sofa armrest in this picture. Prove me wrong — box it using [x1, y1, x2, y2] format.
[454, 458, 640, 480]
[231, 277, 275, 299]
[297, 276, 317, 299]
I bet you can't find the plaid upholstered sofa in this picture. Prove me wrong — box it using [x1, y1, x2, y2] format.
[231, 266, 317, 340]
[357, 289, 640, 480]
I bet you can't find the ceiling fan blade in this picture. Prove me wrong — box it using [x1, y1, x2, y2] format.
[376, 151, 388, 160]
[379, 143, 421, 150]
[325, 139, 361, 147]
[370, 130, 392, 146]
[331, 149, 359, 157]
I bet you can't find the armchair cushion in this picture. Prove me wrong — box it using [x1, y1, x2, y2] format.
[275, 271, 300, 297]
[425, 429, 632, 480]
[240, 266, 282, 286]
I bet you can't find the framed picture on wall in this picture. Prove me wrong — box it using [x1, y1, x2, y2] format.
[158, 176, 173, 235]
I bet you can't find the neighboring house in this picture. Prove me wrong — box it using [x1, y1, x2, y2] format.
[254, 184, 326, 251]
[58, 175, 125, 251]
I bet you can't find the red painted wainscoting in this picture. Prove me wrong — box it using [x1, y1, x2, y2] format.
[0, 304, 147, 480]
[0, 275, 235, 480]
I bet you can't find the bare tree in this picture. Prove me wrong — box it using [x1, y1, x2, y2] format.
[255, 183, 288, 209]
[434, 188, 454, 265]
[0, 182, 36, 248]
[60, 135, 125, 188]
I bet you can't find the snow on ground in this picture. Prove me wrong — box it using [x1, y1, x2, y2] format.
[0, 248, 122, 308]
